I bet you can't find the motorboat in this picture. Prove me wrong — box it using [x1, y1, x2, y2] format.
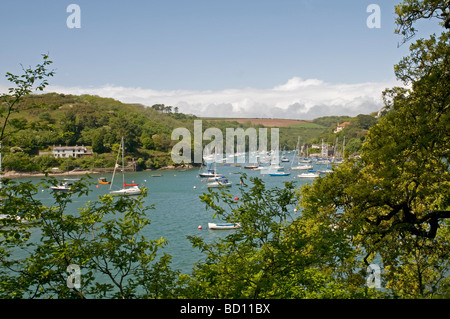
[50, 182, 74, 192]
[207, 176, 232, 188]
[291, 164, 313, 170]
[297, 171, 320, 178]
[269, 171, 291, 176]
[208, 222, 241, 230]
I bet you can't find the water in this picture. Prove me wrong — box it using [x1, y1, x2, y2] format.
[10, 158, 329, 274]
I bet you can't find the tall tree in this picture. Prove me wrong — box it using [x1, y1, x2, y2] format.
[298, 0, 450, 297]
[0, 54, 54, 142]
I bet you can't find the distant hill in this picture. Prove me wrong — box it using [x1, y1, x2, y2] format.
[0, 93, 377, 172]
[203, 118, 311, 127]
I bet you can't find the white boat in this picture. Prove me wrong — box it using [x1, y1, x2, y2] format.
[199, 169, 223, 178]
[109, 185, 141, 196]
[109, 136, 143, 196]
[199, 163, 223, 178]
[50, 181, 74, 192]
[269, 171, 291, 176]
[297, 171, 320, 178]
[0, 214, 26, 223]
[291, 164, 313, 170]
[208, 222, 241, 230]
[281, 156, 289, 162]
[207, 176, 232, 188]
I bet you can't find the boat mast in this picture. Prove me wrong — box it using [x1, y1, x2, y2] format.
[109, 136, 122, 190]
[121, 136, 125, 186]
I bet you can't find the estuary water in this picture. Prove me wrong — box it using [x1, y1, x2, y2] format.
[15, 157, 329, 274]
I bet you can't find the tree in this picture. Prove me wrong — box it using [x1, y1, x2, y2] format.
[91, 129, 108, 154]
[184, 175, 377, 298]
[61, 110, 81, 145]
[395, 0, 450, 44]
[344, 137, 362, 155]
[0, 54, 54, 142]
[0, 178, 182, 298]
[297, 0, 450, 297]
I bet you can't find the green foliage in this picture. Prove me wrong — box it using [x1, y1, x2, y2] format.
[1, 1, 448, 299]
[0, 178, 182, 299]
[295, 0, 450, 298]
[1, 54, 54, 142]
[183, 175, 381, 298]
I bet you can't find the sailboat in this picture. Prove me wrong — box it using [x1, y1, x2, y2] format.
[109, 137, 142, 196]
[206, 175, 232, 188]
[280, 147, 289, 162]
[291, 137, 312, 170]
[199, 163, 223, 178]
[206, 161, 232, 188]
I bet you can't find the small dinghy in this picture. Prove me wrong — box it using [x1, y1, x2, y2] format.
[208, 222, 241, 230]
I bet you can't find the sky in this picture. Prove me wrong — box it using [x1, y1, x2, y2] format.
[0, 0, 443, 119]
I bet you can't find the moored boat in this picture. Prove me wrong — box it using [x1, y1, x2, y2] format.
[207, 176, 232, 188]
[109, 136, 143, 196]
[98, 177, 111, 185]
[208, 222, 241, 230]
[297, 171, 320, 178]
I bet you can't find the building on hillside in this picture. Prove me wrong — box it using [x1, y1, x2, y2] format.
[52, 145, 93, 158]
[334, 122, 351, 134]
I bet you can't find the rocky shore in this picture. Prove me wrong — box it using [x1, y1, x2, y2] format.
[2, 164, 196, 179]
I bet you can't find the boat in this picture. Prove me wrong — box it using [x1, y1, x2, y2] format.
[269, 171, 291, 176]
[199, 165, 223, 178]
[244, 164, 259, 169]
[50, 181, 75, 192]
[297, 171, 320, 178]
[291, 164, 313, 170]
[98, 177, 111, 185]
[0, 214, 27, 224]
[208, 222, 241, 230]
[316, 159, 331, 165]
[280, 147, 289, 162]
[320, 167, 333, 174]
[109, 136, 143, 196]
[207, 176, 232, 188]
[110, 185, 141, 196]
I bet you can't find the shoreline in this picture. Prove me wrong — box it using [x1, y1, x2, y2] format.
[1, 164, 197, 179]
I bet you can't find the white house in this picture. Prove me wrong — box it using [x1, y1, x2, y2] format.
[52, 145, 93, 158]
[334, 122, 351, 134]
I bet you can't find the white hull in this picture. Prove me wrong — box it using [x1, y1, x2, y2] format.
[207, 181, 232, 188]
[297, 172, 320, 178]
[208, 222, 241, 230]
[291, 165, 313, 170]
[110, 186, 141, 196]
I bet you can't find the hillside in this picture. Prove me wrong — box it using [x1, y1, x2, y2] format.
[204, 118, 311, 127]
[0, 93, 377, 173]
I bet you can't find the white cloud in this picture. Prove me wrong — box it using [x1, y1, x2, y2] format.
[1, 77, 400, 120]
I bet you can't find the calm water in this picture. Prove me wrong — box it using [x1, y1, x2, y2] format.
[15, 157, 329, 274]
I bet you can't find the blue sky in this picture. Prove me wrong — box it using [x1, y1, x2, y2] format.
[0, 1, 443, 119]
